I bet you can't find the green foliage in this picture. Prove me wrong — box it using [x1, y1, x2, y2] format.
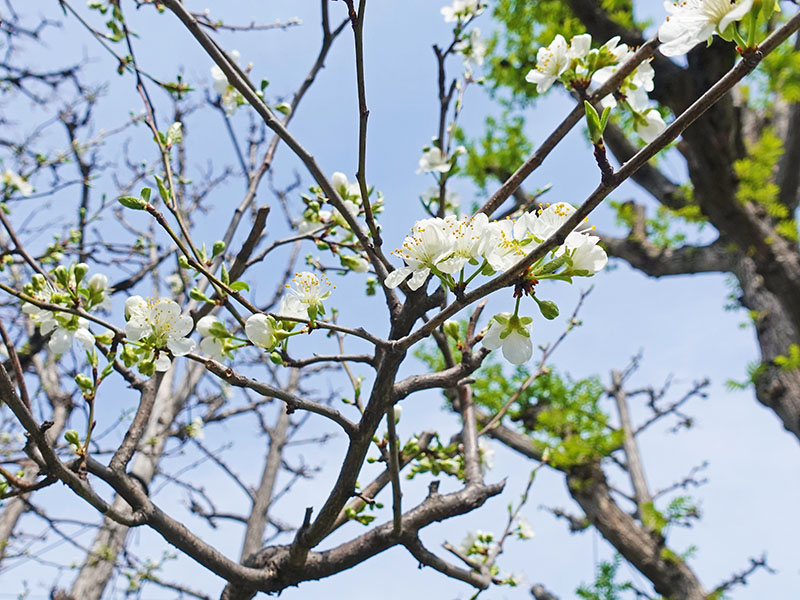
[733, 127, 796, 241]
[472, 359, 620, 468]
[609, 200, 707, 250]
[454, 113, 532, 193]
[725, 360, 768, 391]
[576, 555, 636, 600]
[529, 372, 623, 468]
[760, 32, 800, 103]
[642, 496, 700, 535]
[774, 343, 800, 372]
[487, 0, 638, 102]
[415, 335, 619, 469]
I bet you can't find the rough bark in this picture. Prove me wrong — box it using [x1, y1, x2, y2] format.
[567, 463, 707, 600]
[735, 256, 800, 438]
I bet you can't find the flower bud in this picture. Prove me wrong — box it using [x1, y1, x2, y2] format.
[211, 240, 226, 258]
[64, 430, 81, 446]
[75, 373, 94, 392]
[393, 404, 403, 424]
[534, 297, 560, 320]
[73, 262, 89, 285]
[118, 195, 148, 210]
[53, 265, 69, 287]
[269, 351, 284, 365]
[443, 320, 460, 340]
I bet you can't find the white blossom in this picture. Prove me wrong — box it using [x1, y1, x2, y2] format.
[568, 33, 593, 62]
[331, 171, 362, 201]
[210, 50, 244, 116]
[482, 313, 534, 365]
[245, 313, 278, 349]
[525, 34, 569, 94]
[185, 416, 205, 440]
[22, 287, 95, 354]
[2, 169, 33, 196]
[86, 273, 112, 311]
[455, 28, 487, 67]
[124, 296, 195, 371]
[482, 217, 534, 273]
[196, 315, 226, 361]
[417, 147, 452, 174]
[658, 0, 754, 57]
[517, 516, 535, 540]
[385, 217, 459, 290]
[280, 271, 334, 321]
[530, 203, 608, 274]
[441, 0, 484, 23]
[635, 109, 667, 143]
[478, 437, 494, 474]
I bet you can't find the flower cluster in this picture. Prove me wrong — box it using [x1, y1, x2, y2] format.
[21, 265, 112, 355]
[386, 203, 606, 365]
[525, 34, 665, 142]
[386, 203, 607, 292]
[297, 172, 377, 274]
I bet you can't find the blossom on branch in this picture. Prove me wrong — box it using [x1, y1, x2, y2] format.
[124, 296, 195, 371]
[481, 313, 534, 365]
[245, 313, 278, 349]
[1, 169, 33, 196]
[441, 0, 485, 23]
[281, 271, 334, 321]
[525, 34, 569, 94]
[385, 217, 461, 290]
[210, 49, 247, 117]
[658, 0, 754, 57]
[455, 28, 487, 68]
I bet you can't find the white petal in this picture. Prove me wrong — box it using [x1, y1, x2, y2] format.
[245, 314, 275, 348]
[171, 314, 194, 338]
[48, 329, 72, 354]
[200, 336, 225, 361]
[196, 315, 220, 337]
[407, 268, 431, 291]
[167, 337, 195, 357]
[154, 354, 172, 371]
[384, 267, 412, 289]
[73, 327, 96, 350]
[124, 296, 146, 319]
[481, 320, 503, 351]
[125, 320, 149, 341]
[502, 331, 533, 365]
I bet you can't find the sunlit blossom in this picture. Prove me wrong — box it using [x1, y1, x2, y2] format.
[482, 313, 533, 365]
[658, 0, 754, 57]
[525, 34, 569, 94]
[124, 296, 195, 371]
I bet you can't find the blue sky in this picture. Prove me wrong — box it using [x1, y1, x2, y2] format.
[2, 1, 799, 599]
